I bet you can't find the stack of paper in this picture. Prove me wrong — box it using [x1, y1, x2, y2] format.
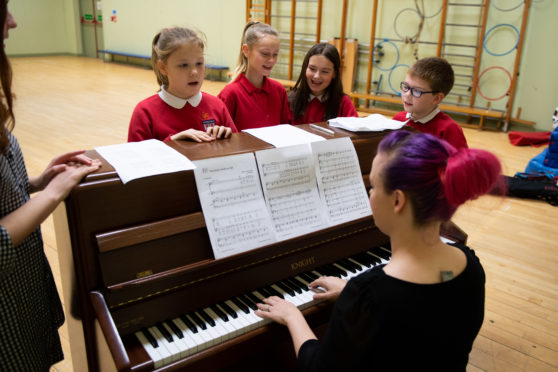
[329, 113, 405, 132]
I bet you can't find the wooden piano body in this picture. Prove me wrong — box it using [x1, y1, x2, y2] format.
[52, 125, 466, 371]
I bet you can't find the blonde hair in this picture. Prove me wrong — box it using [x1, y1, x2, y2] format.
[151, 27, 205, 88]
[230, 21, 279, 82]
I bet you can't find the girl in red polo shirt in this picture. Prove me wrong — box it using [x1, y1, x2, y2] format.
[289, 43, 358, 125]
[128, 27, 237, 142]
[217, 21, 290, 130]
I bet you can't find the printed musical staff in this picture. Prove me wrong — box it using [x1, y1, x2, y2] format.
[193, 138, 371, 260]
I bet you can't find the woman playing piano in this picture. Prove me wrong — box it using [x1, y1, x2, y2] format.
[0, 2, 101, 370]
[256, 130, 503, 371]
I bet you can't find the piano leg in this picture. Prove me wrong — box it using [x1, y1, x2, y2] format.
[53, 203, 90, 372]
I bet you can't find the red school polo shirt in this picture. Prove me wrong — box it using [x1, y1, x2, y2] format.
[217, 74, 290, 130]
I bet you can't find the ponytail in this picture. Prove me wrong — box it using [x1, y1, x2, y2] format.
[443, 148, 503, 206]
[230, 21, 278, 82]
[377, 131, 503, 224]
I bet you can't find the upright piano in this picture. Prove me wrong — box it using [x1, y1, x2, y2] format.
[52, 124, 466, 371]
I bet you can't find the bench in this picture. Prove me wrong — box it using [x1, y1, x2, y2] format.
[348, 92, 538, 131]
[98, 49, 151, 67]
[205, 64, 229, 81]
[98, 49, 229, 81]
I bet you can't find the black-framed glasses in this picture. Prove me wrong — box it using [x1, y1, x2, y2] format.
[400, 82, 438, 98]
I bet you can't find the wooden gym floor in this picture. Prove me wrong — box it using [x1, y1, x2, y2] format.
[9, 56, 558, 372]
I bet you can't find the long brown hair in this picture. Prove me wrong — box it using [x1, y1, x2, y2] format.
[230, 21, 278, 82]
[0, 0, 15, 154]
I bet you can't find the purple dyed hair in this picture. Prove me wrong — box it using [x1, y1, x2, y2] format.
[377, 130, 503, 225]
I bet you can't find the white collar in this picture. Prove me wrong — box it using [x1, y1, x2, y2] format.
[309, 93, 326, 102]
[158, 86, 202, 109]
[406, 107, 440, 124]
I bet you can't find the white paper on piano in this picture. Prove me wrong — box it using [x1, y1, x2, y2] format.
[328, 113, 405, 132]
[94, 139, 196, 184]
[256, 144, 328, 240]
[243, 124, 326, 148]
[312, 137, 372, 224]
[193, 153, 277, 259]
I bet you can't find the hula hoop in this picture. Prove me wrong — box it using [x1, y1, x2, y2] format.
[416, 2, 443, 19]
[372, 39, 400, 72]
[483, 23, 520, 57]
[388, 64, 411, 95]
[394, 8, 423, 41]
[491, 0, 524, 12]
[476, 66, 512, 101]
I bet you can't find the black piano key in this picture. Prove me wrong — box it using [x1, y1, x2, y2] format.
[210, 304, 229, 322]
[141, 327, 158, 348]
[156, 322, 173, 343]
[340, 258, 359, 273]
[231, 296, 250, 314]
[285, 278, 303, 294]
[314, 265, 331, 277]
[333, 262, 351, 276]
[299, 271, 315, 283]
[291, 277, 309, 290]
[257, 286, 272, 298]
[325, 263, 345, 277]
[371, 247, 390, 260]
[264, 285, 284, 299]
[246, 291, 263, 304]
[198, 309, 216, 327]
[219, 301, 238, 319]
[239, 293, 258, 310]
[166, 320, 184, 339]
[275, 280, 295, 296]
[303, 270, 319, 281]
[189, 312, 207, 330]
[352, 252, 373, 267]
[179, 314, 198, 333]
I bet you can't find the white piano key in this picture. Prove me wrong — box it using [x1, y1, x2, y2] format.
[205, 307, 235, 341]
[136, 331, 165, 369]
[193, 310, 221, 345]
[149, 326, 181, 364]
[161, 321, 196, 359]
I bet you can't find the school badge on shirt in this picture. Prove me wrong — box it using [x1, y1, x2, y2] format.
[201, 112, 216, 130]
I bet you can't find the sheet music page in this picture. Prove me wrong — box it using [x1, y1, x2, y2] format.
[243, 124, 326, 148]
[255, 144, 329, 240]
[95, 139, 196, 184]
[312, 137, 372, 225]
[193, 153, 277, 259]
[329, 113, 405, 132]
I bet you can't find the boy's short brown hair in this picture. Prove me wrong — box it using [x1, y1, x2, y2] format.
[408, 57, 454, 96]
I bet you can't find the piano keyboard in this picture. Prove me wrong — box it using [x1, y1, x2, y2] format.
[135, 246, 391, 369]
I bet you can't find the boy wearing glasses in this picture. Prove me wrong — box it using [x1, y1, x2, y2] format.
[393, 57, 468, 149]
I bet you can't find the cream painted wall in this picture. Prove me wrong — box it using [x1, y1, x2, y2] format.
[5, 0, 82, 55]
[101, 0, 245, 71]
[4, 0, 557, 130]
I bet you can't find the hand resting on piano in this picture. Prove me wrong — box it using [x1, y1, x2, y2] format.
[250, 131, 505, 371]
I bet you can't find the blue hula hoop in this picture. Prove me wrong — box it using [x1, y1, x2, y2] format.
[388, 64, 410, 95]
[373, 39, 400, 72]
[483, 23, 520, 57]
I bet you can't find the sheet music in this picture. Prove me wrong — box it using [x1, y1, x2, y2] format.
[329, 113, 405, 132]
[255, 144, 328, 240]
[312, 137, 372, 224]
[193, 153, 276, 259]
[243, 124, 326, 148]
[95, 139, 196, 184]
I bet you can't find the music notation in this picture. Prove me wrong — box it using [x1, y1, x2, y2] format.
[313, 137, 372, 225]
[193, 138, 371, 259]
[256, 144, 327, 241]
[194, 153, 276, 259]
